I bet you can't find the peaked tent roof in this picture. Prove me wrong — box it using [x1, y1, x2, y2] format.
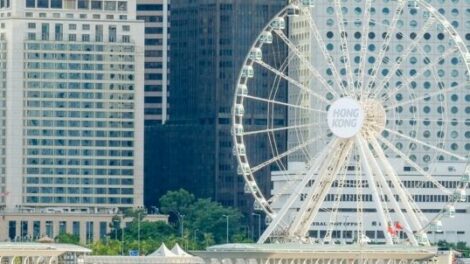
[171, 243, 191, 257]
[149, 243, 177, 257]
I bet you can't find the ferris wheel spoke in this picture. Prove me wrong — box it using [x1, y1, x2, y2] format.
[357, 0, 373, 98]
[369, 138, 427, 237]
[333, 0, 355, 91]
[377, 135, 453, 195]
[243, 122, 321, 136]
[259, 139, 337, 243]
[384, 82, 465, 111]
[371, 16, 437, 99]
[382, 127, 467, 162]
[304, 8, 349, 96]
[255, 60, 331, 104]
[250, 133, 326, 174]
[381, 47, 459, 102]
[242, 94, 327, 114]
[355, 136, 394, 245]
[272, 29, 340, 98]
[366, 139, 419, 245]
[354, 148, 365, 243]
[364, 1, 406, 97]
[324, 157, 351, 243]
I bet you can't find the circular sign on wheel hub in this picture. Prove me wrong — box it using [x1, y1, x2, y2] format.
[327, 97, 364, 138]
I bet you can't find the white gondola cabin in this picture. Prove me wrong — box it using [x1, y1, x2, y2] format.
[249, 48, 263, 62]
[233, 144, 246, 156]
[233, 104, 245, 117]
[233, 124, 244, 136]
[407, 0, 419, 9]
[287, 6, 300, 17]
[271, 17, 286, 30]
[453, 189, 467, 202]
[237, 163, 250, 175]
[465, 53, 470, 64]
[430, 220, 443, 233]
[237, 84, 248, 96]
[259, 31, 273, 44]
[461, 174, 470, 184]
[241, 65, 254, 78]
[444, 205, 456, 218]
[301, 0, 315, 7]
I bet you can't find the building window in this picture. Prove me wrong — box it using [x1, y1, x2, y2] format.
[33, 221, 40, 239]
[8, 221, 16, 240]
[99, 221, 107, 239]
[26, 0, 35, 7]
[78, 0, 89, 9]
[108, 25, 116, 42]
[86, 221, 94, 243]
[59, 221, 66, 234]
[45, 221, 53, 238]
[21, 221, 28, 239]
[41, 23, 49, 41]
[51, 0, 63, 8]
[37, 0, 48, 8]
[72, 221, 80, 237]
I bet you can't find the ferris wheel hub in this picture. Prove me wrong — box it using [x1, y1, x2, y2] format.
[327, 97, 364, 138]
[362, 100, 387, 139]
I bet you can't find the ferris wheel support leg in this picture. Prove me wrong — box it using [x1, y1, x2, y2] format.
[362, 138, 418, 246]
[288, 140, 354, 239]
[355, 136, 394, 245]
[257, 140, 336, 243]
[369, 138, 427, 240]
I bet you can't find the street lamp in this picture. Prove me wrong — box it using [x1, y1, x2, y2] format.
[193, 229, 202, 250]
[252, 213, 261, 240]
[172, 211, 184, 238]
[137, 211, 141, 254]
[222, 215, 229, 244]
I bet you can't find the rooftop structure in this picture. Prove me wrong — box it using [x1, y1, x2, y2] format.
[195, 243, 438, 264]
[0, 242, 90, 263]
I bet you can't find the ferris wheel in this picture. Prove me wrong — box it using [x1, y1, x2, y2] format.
[232, 0, 470, 246]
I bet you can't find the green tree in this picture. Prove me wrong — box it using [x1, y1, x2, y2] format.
[159, 189, 195, 216]
[158, 189, 249, 246]
[91, 240, 121, 255]
[186, 198, 243, 243]
[55, 233, 80, 245]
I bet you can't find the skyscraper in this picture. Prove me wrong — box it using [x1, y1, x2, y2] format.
[0, 0, 145, 241]
[145, 0, 288, 212]
[137, 0, 170, 125]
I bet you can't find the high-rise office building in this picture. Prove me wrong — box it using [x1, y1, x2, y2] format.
[0, 0, 145, 241]
[137, 0, 170, 125]
[145, 0, 288, 212]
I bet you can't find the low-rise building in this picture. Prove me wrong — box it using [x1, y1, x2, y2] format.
[0, 208, 168, 244]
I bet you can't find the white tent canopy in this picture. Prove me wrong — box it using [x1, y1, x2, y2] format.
[171, 243, 192, 257]
[149, 243, 177, 257]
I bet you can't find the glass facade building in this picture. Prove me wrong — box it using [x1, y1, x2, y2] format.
[0, 0, 144, 209]
[146, 0, 288, 213]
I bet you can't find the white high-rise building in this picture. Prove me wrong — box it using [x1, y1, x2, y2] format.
[137, 0, 170, 125]
[0, 0, 144, 215]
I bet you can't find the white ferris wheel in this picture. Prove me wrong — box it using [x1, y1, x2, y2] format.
[232, 0, 470, 246]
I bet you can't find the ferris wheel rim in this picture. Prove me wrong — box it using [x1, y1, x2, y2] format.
[232, 0, 470, 244]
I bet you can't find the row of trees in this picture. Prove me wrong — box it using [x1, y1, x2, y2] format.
[56, 189, 253, 255]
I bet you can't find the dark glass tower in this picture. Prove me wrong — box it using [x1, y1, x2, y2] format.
[145, 0, 288, 214]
